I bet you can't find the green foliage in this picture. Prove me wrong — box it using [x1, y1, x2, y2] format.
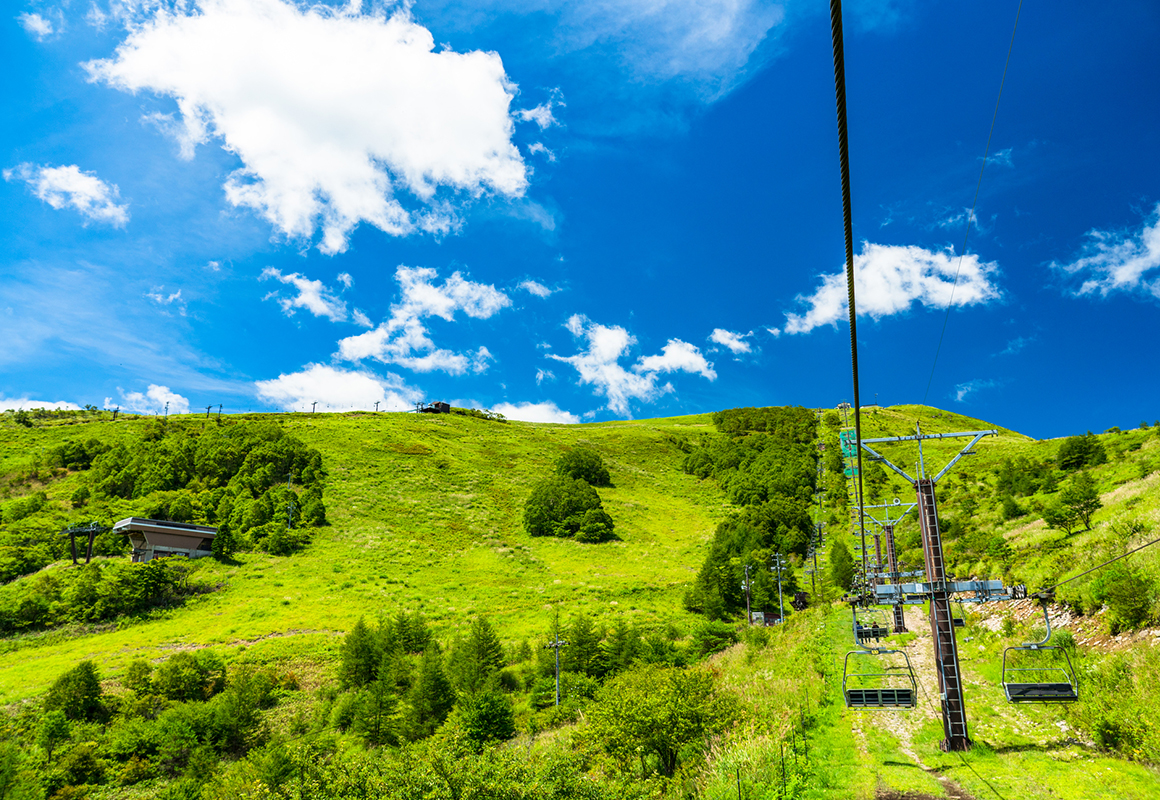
[450, 616, 506, 693]
[339, 617, 380, 689]
[1060, 470, 1102, 530]
[1043, 471, 1102, 534]
[154, 651, 227, 702]
[556, 447, 611, 487]
[405, 647, 454, 739]
[459, 689, 515, 747]
[691, 619, 738, 656]
[585, 664, 738, 778]
[1093, 566, 1155, 634]
[993, 455, 1054, 497]
[711, 406, 817, 440]
[0, 558, 205, 634]
[830, 536, 854, 591]
[1057, 432, 1107, 471]
[523, 475, 614, 541]
[45, 660, 103, 722]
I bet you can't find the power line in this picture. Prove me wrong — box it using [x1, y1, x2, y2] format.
[1039, 533, 1160, 594]
[921, 0, 1024, 410]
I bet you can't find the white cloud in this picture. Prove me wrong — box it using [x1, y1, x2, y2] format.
[535, 368, 555, 385]
[778, 242, 1001, 335]
[112, 384, 191, 415]
[709, 328, 752, 354]
[352, 309, 372, 328]
[954, 378, 998, 403]
[491, 400, 580, 424]
[5, 163, 129, 226]
[85, 0, 528, 254]
[989, 147, 1014, 168]
[515, 102, 557, 130]
[551, 315, 715, 415]
[1052, 203, 1160, 299]
[520, 279, 553, 298]
[0, 397, 81, 412]
[336, 272, 353, 289]
[337, 266, 510, 374]
[255, 363, 421, 412]
[260, 267, 348, 322]
[18, 12, 54, 39]
[527, 142, 556, 162]
[146, 286, 186, 314]
[1000, 336, 1032, 356]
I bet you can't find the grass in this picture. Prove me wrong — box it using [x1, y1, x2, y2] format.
[0, 410, 731, 702]
[4, 406, 1160, 798]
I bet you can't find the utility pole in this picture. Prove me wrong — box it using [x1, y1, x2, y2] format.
[771, 553, 785, 624]
[741, 565, 753, 625]
[217, 404, 222, 422]
[164, 401, 169, 418]
[205, 405, 212, 418]
[311, 401, 317, 414]
[286, 472, 296, 528]
[544, 616, 568, 707]
[113, 407, 119, 421]
[859, 424, 995, 752]
[374, 401, 380, 412]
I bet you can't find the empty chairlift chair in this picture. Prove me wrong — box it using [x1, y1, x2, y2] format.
[1001, 600, 1078, 703]
[843, 606, 917, 709]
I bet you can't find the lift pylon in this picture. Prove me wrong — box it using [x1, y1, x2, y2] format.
[861, 499, 918, 632]
[858, 424, 996, 752]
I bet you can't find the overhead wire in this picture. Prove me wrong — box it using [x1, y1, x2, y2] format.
[920, 0, 1025, 415]
[828, 0, 870, 596]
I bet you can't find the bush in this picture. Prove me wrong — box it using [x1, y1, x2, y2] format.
[154, 651, 227, 702]
[523, 476, 613, 541]
[45, 660, 103, 722]
[555, 447, 611, 487]
[460, 690, 515, 747]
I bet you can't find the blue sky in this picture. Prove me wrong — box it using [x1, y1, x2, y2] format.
[2, 0, 1157, 438]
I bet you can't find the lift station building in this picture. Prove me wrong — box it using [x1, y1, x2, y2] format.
[113, 517, 217, 562]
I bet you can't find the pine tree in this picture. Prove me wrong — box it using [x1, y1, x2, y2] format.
[407, 646, 455, 739]
[455, 616, 505, 693]
[339, 617, 380, 688]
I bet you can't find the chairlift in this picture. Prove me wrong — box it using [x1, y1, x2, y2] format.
[952, 599, 967, 629]
[853, 606, 891, 643]
[1001, 600, 1078, 703]
[843, 605, 917, 708]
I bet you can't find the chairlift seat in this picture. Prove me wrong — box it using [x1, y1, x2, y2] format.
[952, 616, 966, 628]
[856, 623, 891, 641]
[1003, 682, 1078, 703]
[845, 687, 916, 708]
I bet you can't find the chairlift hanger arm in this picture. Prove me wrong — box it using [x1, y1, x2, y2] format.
[932, 431, 993, 483]
[859, 442, 914, 483]
[861, 429, 998, 445]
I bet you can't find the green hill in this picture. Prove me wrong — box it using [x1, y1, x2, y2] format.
[2, 405, 1160, 800]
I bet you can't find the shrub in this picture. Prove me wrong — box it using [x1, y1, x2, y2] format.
[460, 690, 515, 747]
[555, 447, 611, 486]
[523, 476, 613, 541]
[45, 661, 103, 722]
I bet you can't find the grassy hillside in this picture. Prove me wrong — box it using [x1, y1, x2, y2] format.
[0, 409, 731, 703]
[4, 404, 1160, 800]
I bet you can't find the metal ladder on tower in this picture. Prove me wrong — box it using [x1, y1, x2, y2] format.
[917, 478, 970, 751]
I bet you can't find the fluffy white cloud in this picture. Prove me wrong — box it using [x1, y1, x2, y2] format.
[18, 12, 54, 39]
[5, 163, 129, 226]
[85, 0, 528, 253]
[337, 266, 509, 374]
[0, 397, 81, 412]
[551, 315, 714, 415]
[110, 384, 191, 415]
[491, 400, 580, 424]
[1052, 204, 1160, 299]
[255, 363, 422, 412]
[527, 142, 556, 162]
[776, 242, 1001, 335]
[519, 279, 553, 298]
[146, 286, 186, 314]
[708, 328, 752, 354]
[261, 267, 348, 322]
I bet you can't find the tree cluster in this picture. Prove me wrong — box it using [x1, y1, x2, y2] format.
[0, 558, 210, 635]
[523, 448, 615, 543]
[683, 407, 816, 619]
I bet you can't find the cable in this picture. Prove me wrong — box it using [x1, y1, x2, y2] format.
[920, 0, 1024, 412]
[829, 0, 869, 598]
[1038, 533, 1160, 594]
